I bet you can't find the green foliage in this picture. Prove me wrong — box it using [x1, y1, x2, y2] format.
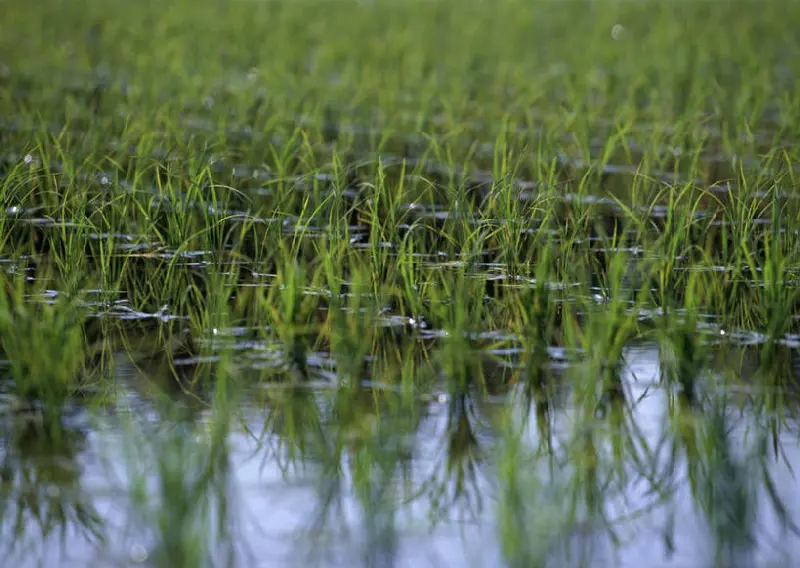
[0, 276, 90, 425]
[1, 0, 800, 566]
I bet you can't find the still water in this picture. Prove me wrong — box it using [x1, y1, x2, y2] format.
[3, 344, 799, 568]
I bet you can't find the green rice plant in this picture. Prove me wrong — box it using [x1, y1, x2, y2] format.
[648, 182, 707, 311]
[569, 251, 643, 416]
[260, 258, 319, 381]
[659, 316, 706, 409]
[0, 275, 92, 431]
[431, 262, 490, 393]
[741, 191, 799, 358]
[657, 271, 712, 407]
[0, 157, 40, 252]
[328, 263, 377, 387]
[512, 245, 562, 424]
[392, 219, 429, 322]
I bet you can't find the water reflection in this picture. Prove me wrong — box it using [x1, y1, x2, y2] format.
[504, 344, 800, 568]
[0, 411, 104, 566]
[2, 343, 800, 567]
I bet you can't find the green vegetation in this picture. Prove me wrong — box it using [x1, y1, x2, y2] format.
[2, 0, 800, 566]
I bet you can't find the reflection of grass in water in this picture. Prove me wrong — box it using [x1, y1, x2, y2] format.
[0, 412, 104, 565]
[697, 402, 757, 566]
[496, 415, 610, 568]
[289, 375, 422, 567]
[660, 377, 800, 567]
[112, 380, 239, 568]
[496, 320, 800, 568]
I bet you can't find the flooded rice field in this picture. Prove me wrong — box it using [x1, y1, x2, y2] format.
[3, 0, 800, 566]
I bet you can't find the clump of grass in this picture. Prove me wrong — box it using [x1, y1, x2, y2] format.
[0, 275, 93, 430]
[657, 271, 712, 406]
[0, 410, 105, 563]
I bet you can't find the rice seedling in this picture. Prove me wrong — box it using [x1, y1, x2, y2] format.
[3, 0, 800, 565]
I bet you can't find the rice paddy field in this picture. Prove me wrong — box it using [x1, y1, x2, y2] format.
[2, 0, 800, 566]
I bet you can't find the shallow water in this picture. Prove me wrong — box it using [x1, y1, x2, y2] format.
[3, 342, 799, 568]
